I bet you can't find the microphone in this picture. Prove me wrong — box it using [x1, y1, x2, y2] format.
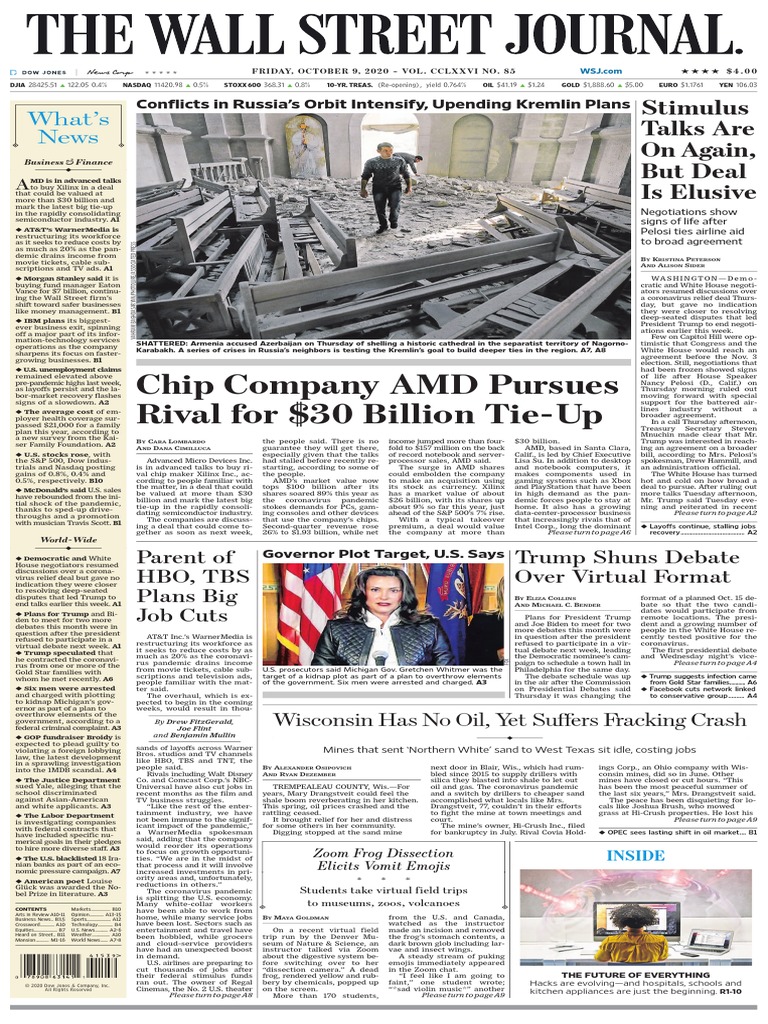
[373, 651, 388, 667]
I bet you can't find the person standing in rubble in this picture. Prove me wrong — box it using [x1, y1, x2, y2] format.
[394, 152, 424, 177]
[360, 142, 412, 234]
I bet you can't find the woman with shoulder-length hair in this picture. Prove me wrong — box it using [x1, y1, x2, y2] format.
[311, 566, 455, 666]
[594, 904, 669, 963]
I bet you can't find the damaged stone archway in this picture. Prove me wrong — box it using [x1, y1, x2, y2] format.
[358, 111, 420, 169]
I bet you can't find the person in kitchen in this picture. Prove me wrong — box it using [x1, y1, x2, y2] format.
[594, 904, 669, 963]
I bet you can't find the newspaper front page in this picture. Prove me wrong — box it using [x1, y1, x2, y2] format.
[7, 0, 761, 1018]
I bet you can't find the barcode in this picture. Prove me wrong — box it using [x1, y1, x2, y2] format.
[19, 954, 118, 979]
[86, 956, 118, 978]
[20, 953, 81, 978]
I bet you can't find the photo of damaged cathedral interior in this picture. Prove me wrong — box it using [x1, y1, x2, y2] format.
[136, 109, 631, 342]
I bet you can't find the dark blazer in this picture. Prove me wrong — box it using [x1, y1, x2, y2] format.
[312, 617, 455, 666]
[465, 612, 504, 665]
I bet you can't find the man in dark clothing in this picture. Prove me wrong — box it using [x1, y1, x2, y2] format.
[394, 152, 423, 176]
[360, 142, 412, 233]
